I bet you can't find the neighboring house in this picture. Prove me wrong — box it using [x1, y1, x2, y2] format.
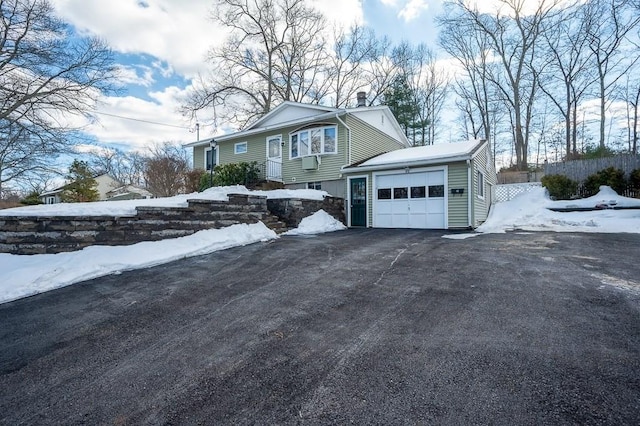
[341, 139, 497, 229]
[106, 184, 153, 201]
[184, 99, 410, 199]
[40, 174, 124, 204]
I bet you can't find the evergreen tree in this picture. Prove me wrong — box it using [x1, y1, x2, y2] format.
[20, 191, 43, 205]
[383, 75, 420, 144]
[60, 160, 99, 203]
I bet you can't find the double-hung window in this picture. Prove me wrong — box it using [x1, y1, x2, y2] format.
[290, 125, 337, 159]
[477, 170, 485, 199]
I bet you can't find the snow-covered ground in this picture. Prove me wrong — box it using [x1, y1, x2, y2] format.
[0, 187, 342, 304]
[1, 185, 638, 304]
[476, 185, 640, 234]
[0, 185, 328, 217]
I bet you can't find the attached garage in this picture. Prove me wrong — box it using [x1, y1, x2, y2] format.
[342, 139, 496, 230]
[374, 169, 446, 229]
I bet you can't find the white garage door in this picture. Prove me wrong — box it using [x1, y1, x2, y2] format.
[374, 170, 446, 229]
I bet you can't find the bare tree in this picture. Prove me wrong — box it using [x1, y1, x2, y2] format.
[441, 0, 561, 170]
[413, 46, 449, 145]
[88, 148, 146, 186]
[181, 0, 326, 128]
[320, 25, 378, 108]
[539, 1, 595, 158]
[439, 6, 495, 143]
[144, 143, 191, 197]
[584, 0, 640, 149]
[0, 0, 116, 197]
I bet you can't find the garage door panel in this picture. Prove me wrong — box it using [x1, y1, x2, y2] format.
[374, 170, 446, 229]
[426, 198, 444, 214]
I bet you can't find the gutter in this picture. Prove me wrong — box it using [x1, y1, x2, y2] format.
[341, 154, 473, 174]
[335, 112, 351, 166]
[182, 110, 350, 147]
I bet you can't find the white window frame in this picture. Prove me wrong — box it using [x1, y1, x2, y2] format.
[477, 170, 485, 199]
[204, 146, 219, 171]
[307, 181, 322, 190]
[234, 141, 248, 154]
[289, 125, 337, 159]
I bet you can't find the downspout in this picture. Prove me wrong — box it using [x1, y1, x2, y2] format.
[467, 159, 472, 228]
[336, 112, 351, 166]
[336, 112, 353, 227]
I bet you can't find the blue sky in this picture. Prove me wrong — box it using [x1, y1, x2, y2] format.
[48, 0, 447, 154]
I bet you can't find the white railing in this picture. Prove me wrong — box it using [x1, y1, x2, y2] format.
[266, 159, 282, 182]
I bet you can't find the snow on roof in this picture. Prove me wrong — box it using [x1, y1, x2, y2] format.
[357, 139, 485, 168]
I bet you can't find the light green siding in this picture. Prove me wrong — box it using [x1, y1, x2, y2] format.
[193, 145, 206, 170]
[447, 162, 470, 228]
[346, 115, 406, 163]
[282, 119, 347, 185]
[218, 133, 269, 166]
[471, 144, 497, 226]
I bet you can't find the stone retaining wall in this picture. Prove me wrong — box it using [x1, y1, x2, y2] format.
[0, 194, 345, 255]
[266, 196, 345, 228]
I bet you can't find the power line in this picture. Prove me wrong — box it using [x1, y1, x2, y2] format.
[92, 110, 191, 130]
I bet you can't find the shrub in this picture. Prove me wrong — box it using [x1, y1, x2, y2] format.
[583, 167, 626, 196]
[541, 174, 578, 200]
[630, 169, 640, 191]
[199, 172, 214, 191]
[20, 191, 44, 205]
[198, 162, 261, 191]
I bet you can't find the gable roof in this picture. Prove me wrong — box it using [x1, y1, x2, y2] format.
[183, 102, 410, 148]
[342, 139, 488, 173]
[247, 101, 340, 130]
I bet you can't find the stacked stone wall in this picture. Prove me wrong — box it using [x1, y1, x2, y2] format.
[0, 194, 345, 255]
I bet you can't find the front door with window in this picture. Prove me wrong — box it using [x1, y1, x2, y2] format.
[350, 177, 367, 227]
[266, 135, 282, 181]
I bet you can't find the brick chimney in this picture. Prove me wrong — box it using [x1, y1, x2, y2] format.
[356, 91, 366, 107]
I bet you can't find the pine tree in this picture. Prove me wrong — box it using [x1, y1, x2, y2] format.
[383, 75, 420, 144]
[60, 160, 99, 203]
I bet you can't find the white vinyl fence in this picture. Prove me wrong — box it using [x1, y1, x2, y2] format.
[493, 182, 542, 203]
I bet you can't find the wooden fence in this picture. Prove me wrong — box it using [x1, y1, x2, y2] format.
[544, 154, 640, 182]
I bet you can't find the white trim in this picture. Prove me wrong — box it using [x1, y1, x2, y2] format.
[347, 174, 369, 227]
[467, 159, 472, 227]
[234, 141, 248, 154]
[289, 124, 338, 159]
[184, 105, 409, 149]
[372, 165, 448, 229]
[266, 134, 282, 158]
[477, 169, 485, 200]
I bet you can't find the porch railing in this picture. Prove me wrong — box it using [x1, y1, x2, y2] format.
[265, 159, 282, 182]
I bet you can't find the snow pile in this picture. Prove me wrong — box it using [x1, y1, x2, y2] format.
[285, 210, 347, 235]
[0, 223, 277, 305]
[477, 186, 640, 234]
[0, 185, 329, 217]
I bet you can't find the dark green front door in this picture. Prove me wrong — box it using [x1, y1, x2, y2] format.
[350, 178, 367, 227]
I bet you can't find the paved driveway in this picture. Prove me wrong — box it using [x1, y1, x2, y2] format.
[1, 230, 639, 425]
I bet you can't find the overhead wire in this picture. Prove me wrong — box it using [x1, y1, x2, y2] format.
[92, 110, 192, 130]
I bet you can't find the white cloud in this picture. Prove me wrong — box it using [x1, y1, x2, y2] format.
[50, 0, 218, 77]
[313, 0, 364, 28]
[84, 89, 197, 150]
[115, 65, 155, 87]
[398, 0, 429, 22]
[47, 0, 367, 152]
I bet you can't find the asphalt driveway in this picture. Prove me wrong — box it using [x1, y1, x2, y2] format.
[1, 229, 639, 425]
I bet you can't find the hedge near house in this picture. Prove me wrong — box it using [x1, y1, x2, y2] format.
[541, 175, 578, 200]
[583, 167, 626, 197]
